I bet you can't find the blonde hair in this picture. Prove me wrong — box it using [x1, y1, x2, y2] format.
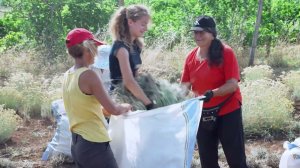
[67, 40, 98, 58]
[109, 4, 150, 48]
[83, 40, 98, 57]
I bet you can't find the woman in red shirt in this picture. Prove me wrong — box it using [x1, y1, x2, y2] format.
[181, 16, 248, 168]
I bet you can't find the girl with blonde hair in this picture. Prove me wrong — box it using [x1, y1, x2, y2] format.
[109, 4, 154, 110]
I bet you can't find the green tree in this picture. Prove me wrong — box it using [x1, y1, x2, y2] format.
[1, 0, 299, 62]
[2, 0, 117, 61]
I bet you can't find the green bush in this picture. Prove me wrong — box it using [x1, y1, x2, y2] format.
[241, 79, 294, 137]
[0, 105, 19, 143]
[0, 32, 26, 52]
[281, 70, 300, 100]
[242, 65, 274, 82]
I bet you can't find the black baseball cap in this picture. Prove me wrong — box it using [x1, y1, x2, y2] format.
[190, 15, 216, 32]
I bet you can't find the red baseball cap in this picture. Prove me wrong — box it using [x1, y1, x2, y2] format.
[66, 28, 105, 48]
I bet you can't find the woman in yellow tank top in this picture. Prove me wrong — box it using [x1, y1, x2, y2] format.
[63, 28, 131, 168]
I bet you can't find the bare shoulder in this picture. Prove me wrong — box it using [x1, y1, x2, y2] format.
[79, 69, 99, 83]
[116, 47, 129, 58]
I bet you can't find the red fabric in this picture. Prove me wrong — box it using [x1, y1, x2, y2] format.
[181, 45, 242, 116]
[66, 28, 105, 48]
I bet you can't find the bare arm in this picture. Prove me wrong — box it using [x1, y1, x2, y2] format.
[181, 82, 191, 90]
[79, 70, 131, 115]
[181, 79, 237, 98]
[116, 47, 152, 105]
[212, 78, 238, 97]
[180, 82, 192, 96]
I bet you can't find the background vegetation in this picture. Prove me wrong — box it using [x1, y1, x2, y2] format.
[0, 0, 300, 167]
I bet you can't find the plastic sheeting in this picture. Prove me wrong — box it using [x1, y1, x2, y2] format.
[109, 98, 203, 168]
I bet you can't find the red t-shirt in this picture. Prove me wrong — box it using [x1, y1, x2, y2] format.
[181, 45, 242, 116]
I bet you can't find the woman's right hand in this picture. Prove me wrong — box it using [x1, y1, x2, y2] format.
[117, 103, 132, 115]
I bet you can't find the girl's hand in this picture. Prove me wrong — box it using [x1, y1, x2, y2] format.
[119, 103, 132, 114]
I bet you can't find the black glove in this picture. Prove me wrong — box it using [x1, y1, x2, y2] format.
[203, 90, 214, 102]
[145, 102, 155, 110]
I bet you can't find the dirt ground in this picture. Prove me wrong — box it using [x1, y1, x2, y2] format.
[0, 118, 286, 168]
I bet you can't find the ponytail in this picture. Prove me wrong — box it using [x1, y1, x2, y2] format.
[208, 38, 224, 66]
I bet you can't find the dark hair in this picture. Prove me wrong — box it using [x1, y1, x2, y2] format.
[205, 28, 224, 66]
[67, 44, 84, 58]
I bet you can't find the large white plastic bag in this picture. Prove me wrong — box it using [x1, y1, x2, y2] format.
[109, 98, 203, 168]
[42, 99, 72, 161]
[280, 138, 300, 168]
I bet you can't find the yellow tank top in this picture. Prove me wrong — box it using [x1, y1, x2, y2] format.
[62, 67, 110, 142]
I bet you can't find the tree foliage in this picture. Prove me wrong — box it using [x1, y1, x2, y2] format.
[1, 0, 117, 60]
[0, 0, 299, 60]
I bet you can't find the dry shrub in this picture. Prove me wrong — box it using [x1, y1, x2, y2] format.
[0, 105, 20, 143]
[0, 87, 23, 111]
[142, 32, 193, 82]
[267, 44, 300, 69]
[266, 153, 280, 168]
[281, 70, 300, 100]
[266, 51, 289, 68]
[246, 147, 281, 168]
[0, 158, 15, 168]
[0, 72, 64, 119]
[0, 47, 70, 79]
[4, 72, 44, 118]
[242, 65, 274, 82]
[41, 74, 64, 118]
[50, 154, 74, 168]
[241, 79, 294, 137]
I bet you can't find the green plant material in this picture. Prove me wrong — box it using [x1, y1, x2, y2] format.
[112, 73, 189, 111]
[0, 105, 19, 143]
[1, 0, 117, 61]
[11, 72, 42, 118]
[0, 86, 22, 111]
[41, 74, 64, 118]
[0, 68, 65, 119]
[0, 31, 26, 52]
[242, 65, 274, 82]
[270, 45, 300, 69]
[281, 70, 300, 100]
[4, 72, 44, 118]
[266, 52, 289, 68]
[1, 0, 300, 61]
[241, 79, 294, 137]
